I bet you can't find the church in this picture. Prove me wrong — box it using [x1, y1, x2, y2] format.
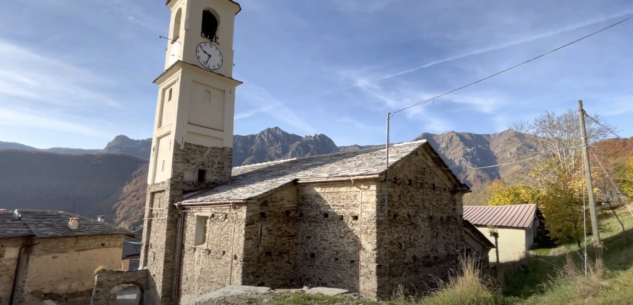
[91, 0, 491, 304]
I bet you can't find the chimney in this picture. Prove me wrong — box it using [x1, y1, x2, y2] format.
[97, 215, 105, 222]
[68, 217, 79, 230]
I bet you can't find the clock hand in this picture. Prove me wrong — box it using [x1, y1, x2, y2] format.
[205, 55, 211, 65]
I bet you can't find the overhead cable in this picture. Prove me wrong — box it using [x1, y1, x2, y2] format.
[391, 15, 633, 117]
[583, 111, 622, 139]
[456, 145, 582, 170]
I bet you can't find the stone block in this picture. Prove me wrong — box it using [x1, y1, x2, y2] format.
[305, 287, 349, 296]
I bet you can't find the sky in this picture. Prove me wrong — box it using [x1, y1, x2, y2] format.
[1, 0, 632, 149]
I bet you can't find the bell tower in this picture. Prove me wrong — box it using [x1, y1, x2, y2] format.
[140, 0, 242, 304]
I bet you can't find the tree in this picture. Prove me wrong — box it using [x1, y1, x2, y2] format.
[488, 183, 542, 206]
[512, 110, 614, 191]
[539, 169, 590, 247]
[616, 156, 633, 199]
[510, 110, 614, 247]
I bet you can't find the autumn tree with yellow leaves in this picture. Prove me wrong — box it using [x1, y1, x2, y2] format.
[486, 110, 614, 246]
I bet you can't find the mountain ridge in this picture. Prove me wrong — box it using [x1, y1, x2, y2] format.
[4, 127, 628, 227]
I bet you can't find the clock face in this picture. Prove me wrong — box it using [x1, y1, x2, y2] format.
[195, 42, 223, 71]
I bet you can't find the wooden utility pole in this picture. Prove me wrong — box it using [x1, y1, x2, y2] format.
[578, 100, 602, 259]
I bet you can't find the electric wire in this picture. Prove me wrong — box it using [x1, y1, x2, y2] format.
[589, 147, 633, 217]
[390, 15, 633, 117]
[583, 111, 621, 139]
[456, 145, 583, 170]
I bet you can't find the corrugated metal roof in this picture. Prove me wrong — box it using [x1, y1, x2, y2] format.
[463, 204, 538, 229]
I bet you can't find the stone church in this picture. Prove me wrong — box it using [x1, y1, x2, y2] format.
[94, 0, 485, 303]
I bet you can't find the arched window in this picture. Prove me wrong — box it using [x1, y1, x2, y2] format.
[201, 10, 219, 41]
[172, 8, 182, 42]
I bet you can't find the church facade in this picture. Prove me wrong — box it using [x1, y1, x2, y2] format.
[128, 0, 475, 303]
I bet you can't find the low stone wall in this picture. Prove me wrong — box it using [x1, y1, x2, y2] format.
[91, 270, 147, 305]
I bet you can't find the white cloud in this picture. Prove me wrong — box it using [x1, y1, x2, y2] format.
[328, 0, 401, 13]
[0, 39, 120, 108]
[238, 81, 316, 135]
[0, 107, 108, 138]
[102, 0, 163, 33]
[337, 117, 383, 131]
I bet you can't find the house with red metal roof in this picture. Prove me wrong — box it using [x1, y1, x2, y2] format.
[463, 204, 548, 262]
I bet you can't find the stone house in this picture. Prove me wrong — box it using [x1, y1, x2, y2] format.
[0, 210, 134, 305]
[463, 204, 547, 262]
[139, 140, 471, 302]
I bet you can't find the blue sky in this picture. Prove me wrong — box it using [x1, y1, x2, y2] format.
[1, 0, 632, 149]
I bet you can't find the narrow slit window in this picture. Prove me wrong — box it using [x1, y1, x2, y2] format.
[201, 10, 219, 41]
[195, 216, 209, 246]
[172, 9, 182, 42]
[204, 90, 211, 103]
[198, 169, 207, 183]
[168, 88, 173, 101]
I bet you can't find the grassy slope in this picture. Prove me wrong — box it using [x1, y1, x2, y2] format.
[502, 206, 633, 298]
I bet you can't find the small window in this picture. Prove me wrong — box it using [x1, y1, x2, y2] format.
[168, 88, 173, 101]
[195, 216, 209, 246]
[201, 10, 219, 41]
[198, 169, 206, 183]
[204, 90, 211, 103]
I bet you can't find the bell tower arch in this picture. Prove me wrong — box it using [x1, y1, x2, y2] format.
[140, 0, 242, 304]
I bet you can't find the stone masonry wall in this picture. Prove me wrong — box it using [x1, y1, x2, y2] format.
[142, 142, 233, 305]
[0, 237, 24, 305]
[242, 186, 299, 288]
[375, 147, 464, 299]
[296, 181, 379, 297]
[177, 205, 247, 305]
[91, 270, 147, 305]
[14, 235, 124, 305]
[174, 143, 233, 192]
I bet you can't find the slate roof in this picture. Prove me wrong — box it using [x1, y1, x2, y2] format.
[463, 219, 495, 249]
[122, 239, 142, 259]
[0, 209, 135, 239]
[463, 204, 539, 229]
[182, 140, 466, 205]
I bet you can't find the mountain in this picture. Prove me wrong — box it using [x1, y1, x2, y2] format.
[5, 127, 629, 227]
[0, 141, 36, 151]
[102, 135, 152, 159]
[413, 129, 539, 186]
[233, 127, 338, 165]
[0, 150, 147, 222]
[0, 141, 102, 155]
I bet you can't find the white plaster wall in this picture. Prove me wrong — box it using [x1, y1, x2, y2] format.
[476, 226, 529, 262]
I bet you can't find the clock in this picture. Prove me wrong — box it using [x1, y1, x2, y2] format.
[195, 42, 223, 71]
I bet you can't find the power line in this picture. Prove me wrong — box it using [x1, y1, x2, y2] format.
[456, 145, 583, 170]
[391, 15, 633, 117]
[589, 147, 633, 217]
[583, 111, 622, 139]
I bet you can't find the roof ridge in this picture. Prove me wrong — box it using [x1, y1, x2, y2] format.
[233, 158, 297, 169]
[231, 140, 428, 170]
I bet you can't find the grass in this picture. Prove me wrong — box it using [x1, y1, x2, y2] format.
[501, 206, 633, 298]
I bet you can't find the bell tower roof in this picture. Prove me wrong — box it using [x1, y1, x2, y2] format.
[165, 0, 242, 14]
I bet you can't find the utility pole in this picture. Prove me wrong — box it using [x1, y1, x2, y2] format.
[384, 113, 391, 220]
[578, 100, 602, 259]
